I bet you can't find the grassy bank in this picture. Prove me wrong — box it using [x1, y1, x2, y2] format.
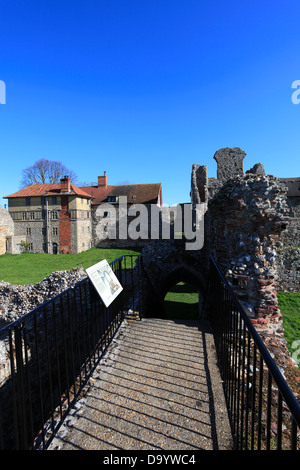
[277, 292, 300, 355]
[0, 248, 141, 285]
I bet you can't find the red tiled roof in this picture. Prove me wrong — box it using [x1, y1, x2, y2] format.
[5, 183, 92, 199]
[80, 183, 162, 205]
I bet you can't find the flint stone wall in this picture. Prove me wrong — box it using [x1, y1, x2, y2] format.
[213, 147, 246, 181]
[207, 173, 289, 333]
[191, 148, 296, 369]
[276, 246, 300, 292]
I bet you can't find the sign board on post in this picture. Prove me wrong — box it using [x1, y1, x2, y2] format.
[85, 259, 123, 308]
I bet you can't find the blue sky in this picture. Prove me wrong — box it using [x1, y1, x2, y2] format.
[1, 0, 300, 206]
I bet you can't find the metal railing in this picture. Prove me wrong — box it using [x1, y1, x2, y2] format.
[209, 255, 300, 450]
[0, 254, 141, 450]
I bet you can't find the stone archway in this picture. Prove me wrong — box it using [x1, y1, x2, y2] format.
[154, 265, 207, 319]
[136, 241, 209, 318]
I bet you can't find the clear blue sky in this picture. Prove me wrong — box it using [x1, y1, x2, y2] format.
[1, 0, 300, 206]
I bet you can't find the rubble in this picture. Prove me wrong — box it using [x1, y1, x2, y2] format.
[0, 267, 86, 323]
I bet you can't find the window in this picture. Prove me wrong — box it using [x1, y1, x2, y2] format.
[52, 196, 57, 205]
[29, 243, 33, 251]
[25, 197, 31, 206]
[22, 212, 28, 220]
[26, 227, 31, 235]
[30, 212, 35, 220]
[108, 196, 116, 202]
[51, 211, 58, 220]
[104, 211, 110, 218]
[53, 227, 58, 236]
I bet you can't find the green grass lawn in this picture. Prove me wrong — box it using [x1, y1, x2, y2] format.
[164, 282, 199, 320]
[0, 247, 141, 285]
[277, 292, 300, 355]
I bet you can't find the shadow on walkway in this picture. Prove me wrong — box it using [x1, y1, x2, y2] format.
[49, 318, 233, 451]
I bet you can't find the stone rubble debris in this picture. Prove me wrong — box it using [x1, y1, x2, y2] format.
[0, 267, 87, 324]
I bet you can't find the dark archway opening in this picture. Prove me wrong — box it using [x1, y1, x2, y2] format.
[145, 265, 207, 320]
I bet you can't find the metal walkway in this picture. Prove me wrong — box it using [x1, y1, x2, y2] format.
[49, 317, 233, 451]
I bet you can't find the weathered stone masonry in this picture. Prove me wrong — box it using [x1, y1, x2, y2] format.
[207, 173, 289, 332]
[188, 147, 300, 370]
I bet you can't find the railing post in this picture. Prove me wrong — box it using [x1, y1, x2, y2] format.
[208, 254, 300, 451]
[14, 325, 28, 449]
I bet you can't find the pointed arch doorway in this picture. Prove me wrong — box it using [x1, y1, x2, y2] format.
[148, 265, 207, 320]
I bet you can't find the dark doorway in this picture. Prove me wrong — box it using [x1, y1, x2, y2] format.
[143, 265, 206, 319]
[53, 242, 58, 254]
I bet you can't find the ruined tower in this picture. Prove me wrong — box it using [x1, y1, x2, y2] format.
[213, 147, 246, 181]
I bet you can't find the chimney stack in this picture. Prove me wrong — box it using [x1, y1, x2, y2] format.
[60, 175, 71, 193]
[98, 171, 107, 188]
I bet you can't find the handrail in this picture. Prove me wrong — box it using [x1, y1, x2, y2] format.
[0, 254, 141, 450]
[0, 255, 129, 335]
[210, 255, 300, 429]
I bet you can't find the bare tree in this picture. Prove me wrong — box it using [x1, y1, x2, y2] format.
[20, 159, 78, 187]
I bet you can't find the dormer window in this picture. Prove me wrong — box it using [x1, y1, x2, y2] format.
[107, 196, 117, 202]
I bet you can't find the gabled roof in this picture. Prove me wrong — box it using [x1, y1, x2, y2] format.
[79, 183, 162, 205]
[5, 183, 92, 199]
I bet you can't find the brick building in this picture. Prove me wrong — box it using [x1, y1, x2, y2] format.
[4, 176, 93, 254]
[78, 172, 163, 248]
[3, 173, 163, 254]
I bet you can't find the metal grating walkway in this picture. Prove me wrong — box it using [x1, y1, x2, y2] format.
[49, 317, 233, 451]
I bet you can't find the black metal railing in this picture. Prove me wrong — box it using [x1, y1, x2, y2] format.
[209, 255, 300, 450]
[0, 254, 141, 450]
